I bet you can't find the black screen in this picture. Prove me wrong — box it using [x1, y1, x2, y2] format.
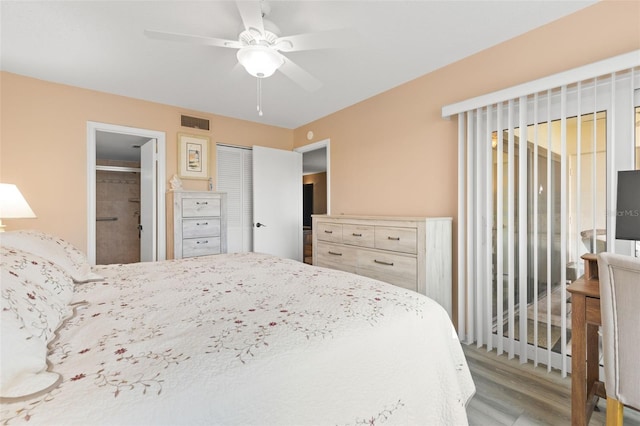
[303, 183, 313, 228]
[616, 170, 640, 241]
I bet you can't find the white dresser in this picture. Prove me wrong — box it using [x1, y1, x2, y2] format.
[312, 215, 452, 317]
[170, 191, 227, 259]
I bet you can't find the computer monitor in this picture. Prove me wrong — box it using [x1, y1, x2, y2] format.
[615, 170, 640, 241]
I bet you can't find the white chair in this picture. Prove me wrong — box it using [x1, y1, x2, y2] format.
[597, 252, 640, 425]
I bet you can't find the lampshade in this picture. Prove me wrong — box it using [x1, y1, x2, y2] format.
[237, 45, 284, 78]
[0, 183, 36, 221]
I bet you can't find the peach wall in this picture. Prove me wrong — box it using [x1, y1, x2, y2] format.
[293, 0, 640, 322]
[294, 1, 639, 214]
[0, 72, 293, 251]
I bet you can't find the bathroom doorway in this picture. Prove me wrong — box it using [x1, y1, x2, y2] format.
[87, 122, 166, 265]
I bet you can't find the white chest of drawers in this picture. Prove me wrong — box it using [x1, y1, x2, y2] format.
[170, 191, 227, 259]
[312, 215, 452, 317]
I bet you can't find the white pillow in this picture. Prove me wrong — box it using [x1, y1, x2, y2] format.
[0, 232, 99, 400]
[0, 247, 73, 343]
[0, 230, 104, 283]
[0, 313, 61, 399]
[0, 247, 71, 398]
[0, 246, 75, 307]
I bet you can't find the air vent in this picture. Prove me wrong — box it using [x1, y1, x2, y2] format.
[181, 115, 210, 131]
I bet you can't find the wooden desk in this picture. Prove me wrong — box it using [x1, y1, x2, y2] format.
[567, 253, 606, 425]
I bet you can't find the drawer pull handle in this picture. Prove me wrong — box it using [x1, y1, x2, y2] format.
[352, 233, 362, 237]
[328, 251, 342, 256]
[374, 259, 394, 266]
[324, 230, 333, 234]
[387, 236, 400, 241]
[197, 240, 209, 245]
[196, 201, 209, 205]
[197, 222, 208, 226]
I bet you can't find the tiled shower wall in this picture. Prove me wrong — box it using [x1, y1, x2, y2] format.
[96, 160, 140, 265]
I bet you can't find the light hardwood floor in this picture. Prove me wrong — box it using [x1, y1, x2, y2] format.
[464, 344, 640, 425]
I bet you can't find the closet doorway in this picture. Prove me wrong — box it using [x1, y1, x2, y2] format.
[87, 122, 166, 265]
[216, 144, 253, 254]
[216, 139, 329, 262]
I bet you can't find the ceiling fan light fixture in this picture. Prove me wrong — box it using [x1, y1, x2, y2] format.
[237, 45, 283, 78]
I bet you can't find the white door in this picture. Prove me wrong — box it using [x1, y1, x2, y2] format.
[252, 146, 302, 261]
[140, 138, 156, 262]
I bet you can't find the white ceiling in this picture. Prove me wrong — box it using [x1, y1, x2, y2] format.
[1, 1, 595, 129]
[96, 131, 149, 162]
[302, 147, 326, 174]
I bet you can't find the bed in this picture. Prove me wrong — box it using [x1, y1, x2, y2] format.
[1, 230, 475, 425]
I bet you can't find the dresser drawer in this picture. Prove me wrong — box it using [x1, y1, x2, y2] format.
[182, 237, 221, 257]
[357, 250, 417, 291]
[315, 242, 357, 273]
[342, 224, 375, 248]
[182, 198, 221, 217]
[374, 226, 418, 254]
[316, 222, 342, 243]
[182, 218, 220, 239]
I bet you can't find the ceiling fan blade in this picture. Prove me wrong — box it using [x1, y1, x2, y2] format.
[144, 29, 243, 49]
[236, 1, 264, 35]
[274, 28, 359, 52]
[276, 53, 322, 92]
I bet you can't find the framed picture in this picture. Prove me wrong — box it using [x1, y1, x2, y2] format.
[178, 133, 209, 179]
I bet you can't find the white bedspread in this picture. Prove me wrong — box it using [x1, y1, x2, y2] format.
[1, 252, 474, 425]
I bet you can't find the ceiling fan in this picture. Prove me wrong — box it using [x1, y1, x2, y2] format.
[145, 0, 355, 114]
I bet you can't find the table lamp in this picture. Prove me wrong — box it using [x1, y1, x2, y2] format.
[0, 183, 36, 232]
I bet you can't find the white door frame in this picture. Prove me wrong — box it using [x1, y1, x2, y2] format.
[86, 121, 166, 265]
[294, 138, 330, 214]
[139, 138, 157, 262]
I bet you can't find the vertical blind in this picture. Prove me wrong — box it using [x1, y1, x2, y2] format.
[443, 50, 639, 373]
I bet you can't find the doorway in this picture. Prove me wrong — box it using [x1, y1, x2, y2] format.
[296, 139, 330, 264]
[86, 122, 166, 265]
[303, 183, 314, 228]
[95, 140, 142, 265]
[216, 140, 329, 263]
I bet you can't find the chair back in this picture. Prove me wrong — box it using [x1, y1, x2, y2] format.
[597, 252, 640, 410]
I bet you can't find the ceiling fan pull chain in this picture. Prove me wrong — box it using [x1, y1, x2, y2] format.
[257, 77, 264, 117]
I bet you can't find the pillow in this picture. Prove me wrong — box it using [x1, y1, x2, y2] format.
[0, 230, 104, 283]
[0, 246, 75, 307]
[0, 247, 73, 341]
[0, 313, 61, 399]
[0, 249, 71, 399]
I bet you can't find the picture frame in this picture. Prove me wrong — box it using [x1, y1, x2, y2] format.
[178, 133, 209, 180]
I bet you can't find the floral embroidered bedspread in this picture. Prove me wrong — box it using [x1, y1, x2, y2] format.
[1, 252, 475, 425]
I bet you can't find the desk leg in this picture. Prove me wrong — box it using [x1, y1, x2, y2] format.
[586, 323, 599, 394]
[572, 294, 587, 426]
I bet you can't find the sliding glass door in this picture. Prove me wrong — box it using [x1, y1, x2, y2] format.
[491, 109, 608, 371]
[453, 65, 639, 374]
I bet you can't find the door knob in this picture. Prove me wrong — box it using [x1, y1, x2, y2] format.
[256, 222, 266, 228]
